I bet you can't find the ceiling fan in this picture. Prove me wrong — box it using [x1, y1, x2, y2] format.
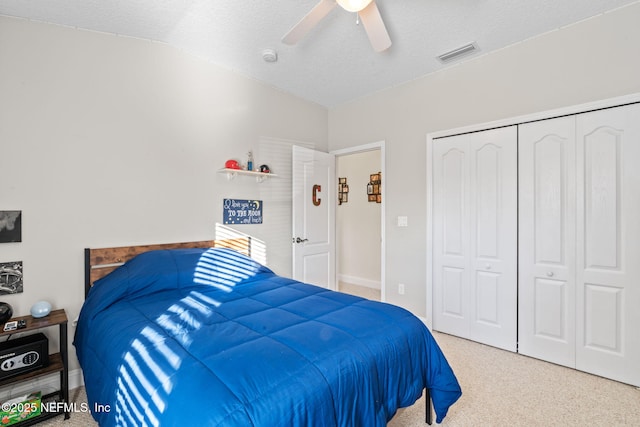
[282, 0, 392, 52]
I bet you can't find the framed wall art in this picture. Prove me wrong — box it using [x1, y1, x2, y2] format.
[0, 211, 22, 243]
[367, 172, 382, 203]
[338, 177, 349, 205]
[0, 261, 23, 294]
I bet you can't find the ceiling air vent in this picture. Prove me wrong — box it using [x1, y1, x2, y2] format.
[437, 42, 478, 63]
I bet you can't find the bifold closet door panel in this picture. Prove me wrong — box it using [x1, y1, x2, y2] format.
[467, 129, 517, 351]
[518, 116, 577, 368]
[433, 126, 517, 352]
[575, 103, 640, 387]
[432, 136, 470, 339]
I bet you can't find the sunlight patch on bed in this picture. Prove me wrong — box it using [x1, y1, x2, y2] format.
[189, 290, 222, 307]
[193, 271, 236, 291]
[180, 294, 215, 315]
[114, 383, 140, 426]
[196, 259, 253, 279]
[193, 247, 262, 291]
[113, 289, 221, 425]
[165, 304, 203, 330]
[130, 339, 173, 394]
[122, 352, 167, 412]
[200, 250, 259, 275]
[117, 365, 161, 427]
[112, 323, 189, 426]
[140, 327, 182, 370]
[156, 314, 195, 347]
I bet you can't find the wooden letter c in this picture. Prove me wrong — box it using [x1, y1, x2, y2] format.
[312, 185, 322, 206]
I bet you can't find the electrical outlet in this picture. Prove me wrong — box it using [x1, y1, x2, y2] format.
[398, 283, 405, 295]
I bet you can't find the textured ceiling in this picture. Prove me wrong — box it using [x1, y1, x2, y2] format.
[1, 0, 638, 107]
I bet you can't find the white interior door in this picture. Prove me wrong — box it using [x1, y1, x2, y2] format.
[575, 104, 640, 387]
[432, 126, 517, 351]
[292, 146, 336, 289]
[519, 116, 577, 368]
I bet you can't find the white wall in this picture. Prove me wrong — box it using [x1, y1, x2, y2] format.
[0, 16, 327, 371]
[327, 3, 640, 316]
[336, 150, 381, 289]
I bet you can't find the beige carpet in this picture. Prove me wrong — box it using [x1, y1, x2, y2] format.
[37, 387, 95, 426]
[389, 332, 640, 426]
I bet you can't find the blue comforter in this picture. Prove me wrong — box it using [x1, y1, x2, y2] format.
[75, 248, 461, 426]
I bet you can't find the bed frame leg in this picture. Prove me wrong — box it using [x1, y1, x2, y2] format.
[425, 388, 432, 425]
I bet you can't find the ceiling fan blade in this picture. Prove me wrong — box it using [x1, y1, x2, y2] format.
[358, 1, 391, 52]
[282, 0, 337, 45]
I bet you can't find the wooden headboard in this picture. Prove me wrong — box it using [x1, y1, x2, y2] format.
[84, 238, 251, 297]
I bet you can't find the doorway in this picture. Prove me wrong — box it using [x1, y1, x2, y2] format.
[332, 142, 385, 301]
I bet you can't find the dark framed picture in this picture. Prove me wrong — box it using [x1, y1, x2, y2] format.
[0, 261, 23, 294]
[338, 178, 350, 205]
[368, 195, 377, 202]
[0, 211, 22, 243]
[370, 173, 380, 183]
[376, 194, 382, 203]
[367, 184, 374, 194]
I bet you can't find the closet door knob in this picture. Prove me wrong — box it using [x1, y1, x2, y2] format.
[485, 264, 492, 270]
[547, 271, 554, 277]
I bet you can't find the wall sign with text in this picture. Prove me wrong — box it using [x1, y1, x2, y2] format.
[223, 199, 263, 225]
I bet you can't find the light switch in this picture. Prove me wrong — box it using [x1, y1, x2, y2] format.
[397, 216, 408, 227]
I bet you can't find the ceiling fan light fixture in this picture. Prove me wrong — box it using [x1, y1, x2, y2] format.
[336, 0, 373, 13]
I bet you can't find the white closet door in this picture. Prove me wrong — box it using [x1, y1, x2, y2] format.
[575, 104, 640, 387]
[518, 117, 576, 367]
[433, 127, 517, 351]
[433, 136, 470, 339]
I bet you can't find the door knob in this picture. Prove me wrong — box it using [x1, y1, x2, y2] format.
[485, 264, 492, 270]
[547, 271, 554, 277]
[294, 237, 309, 244]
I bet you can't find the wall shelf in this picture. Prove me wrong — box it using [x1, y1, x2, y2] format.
[218, 168, 278, 183]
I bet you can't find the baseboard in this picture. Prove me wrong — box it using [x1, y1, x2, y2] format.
[338, 274, 381, 289]
[0, 368, 84, 399]
[69, 368, 84, 389]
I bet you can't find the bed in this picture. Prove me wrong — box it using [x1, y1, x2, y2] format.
[75, 239, 461, 426]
